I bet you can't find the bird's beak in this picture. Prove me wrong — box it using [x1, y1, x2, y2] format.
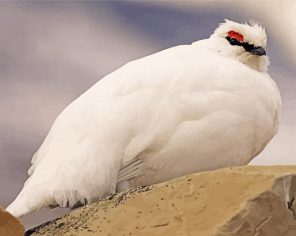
[249, 47, 266, 56]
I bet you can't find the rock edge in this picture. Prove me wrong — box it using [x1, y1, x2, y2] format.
[26, 166, 296, 236]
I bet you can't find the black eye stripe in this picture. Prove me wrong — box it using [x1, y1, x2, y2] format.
[225, 36, 258, 52]
[242, 43, 254, 51]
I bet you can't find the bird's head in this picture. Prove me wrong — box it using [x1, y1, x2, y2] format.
[211, 19, 269, 72]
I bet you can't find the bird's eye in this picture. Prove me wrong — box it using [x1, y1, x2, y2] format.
[226, 36, 242, 46]
[229, 38, 238, 45]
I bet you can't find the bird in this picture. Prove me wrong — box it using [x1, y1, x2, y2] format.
[6, 19, 281, 218]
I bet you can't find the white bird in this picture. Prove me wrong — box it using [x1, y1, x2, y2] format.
[7, 19, 281, 218]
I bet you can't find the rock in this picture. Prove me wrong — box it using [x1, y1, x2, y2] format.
[26, 166, 296, 236]
[0, 206, 25, 236]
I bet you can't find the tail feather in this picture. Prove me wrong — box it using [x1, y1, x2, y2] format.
[7, 183, 91, 218]
[6, 181, 52, 218]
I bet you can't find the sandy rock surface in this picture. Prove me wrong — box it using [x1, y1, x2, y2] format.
[26, 166, 296, 236]
[0, 206, 25, 236]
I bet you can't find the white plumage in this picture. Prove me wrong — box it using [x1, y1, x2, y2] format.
[7, 20, 281, 217]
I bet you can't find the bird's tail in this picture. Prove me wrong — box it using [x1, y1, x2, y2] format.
[6, 180, 52, 218]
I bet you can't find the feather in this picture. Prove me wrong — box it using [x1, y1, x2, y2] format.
[118, 159, 143, 183]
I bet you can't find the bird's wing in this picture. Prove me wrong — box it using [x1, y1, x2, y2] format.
[25, 44, 189, 179]
[118, 158, 143, 183]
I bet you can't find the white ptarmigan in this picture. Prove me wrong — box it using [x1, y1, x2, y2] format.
[7, 20, 281, 218]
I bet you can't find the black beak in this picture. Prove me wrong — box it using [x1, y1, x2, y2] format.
[249, 46, 266, 56]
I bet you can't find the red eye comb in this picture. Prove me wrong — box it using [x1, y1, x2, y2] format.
[228, 30, 244, 42]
